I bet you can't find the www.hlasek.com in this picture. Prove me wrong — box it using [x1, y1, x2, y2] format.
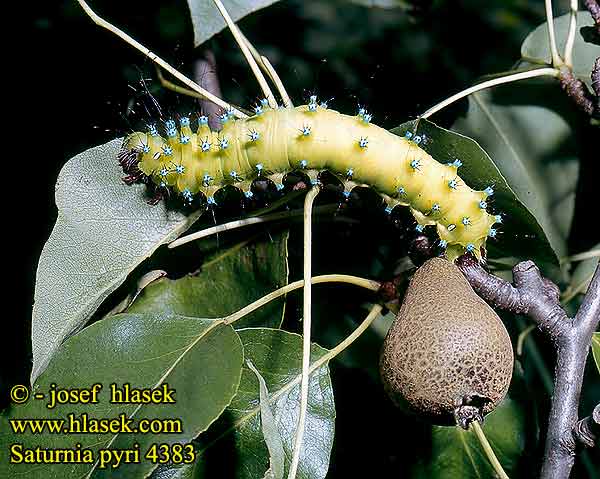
[8, 382, 196, 469]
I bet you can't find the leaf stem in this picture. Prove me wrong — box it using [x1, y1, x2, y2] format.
[470, 421, 510, 479]
[223, 274, 380, 326]
[564, 0, 579, 67]
[421, 68, 559, 119]
[75, 0, 247, 118]
[168, 204, 338, 249]
[288, 187, 320, 479]
[210, 0, 278, 108]
[545, 0, 564, 66]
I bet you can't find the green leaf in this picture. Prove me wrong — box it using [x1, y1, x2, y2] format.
[127, 232, 288, 329]
[410, 396, 531, 478]
[392, 119, 558, 265]
[31, 139, 202, 383]
[592, 333, 600, 375]
[246, 360, 285, 479]
[0, 313, 243, 479]
[563, 243, 600, 302]
[187, 0, 281, 47]
[193, 328, 335, 479]
[452, 80, 581, 263]
[521, 12, 597, 88]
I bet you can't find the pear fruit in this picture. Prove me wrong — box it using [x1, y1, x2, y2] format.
[379, 257, 513, 427]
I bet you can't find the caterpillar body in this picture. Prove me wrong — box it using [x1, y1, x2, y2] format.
[121, 100, 499, 260]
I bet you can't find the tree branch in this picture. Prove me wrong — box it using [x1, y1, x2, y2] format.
[574, 403, 599, 448]
[456, 255, 600, 479]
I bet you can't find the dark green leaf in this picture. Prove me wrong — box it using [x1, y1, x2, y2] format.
[452, 80, 581, 264]
[592, 333, 600, 375]
[563, 244, 599, 303]
[349, 0, 409, 8]
[31, 139, 202, 382]
[392, 119, 558, 265]
[0, 313, 243, 479]
[193, 328, 335, 479]
[521, 12, 597, 88]
[127, 232, 288, 329]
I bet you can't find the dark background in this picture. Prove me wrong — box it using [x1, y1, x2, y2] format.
[6, 0, 598, 476]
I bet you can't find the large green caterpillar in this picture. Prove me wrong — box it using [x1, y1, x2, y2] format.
[121, 99, 499, 261]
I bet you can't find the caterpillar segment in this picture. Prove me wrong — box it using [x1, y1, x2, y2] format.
[122, 102, 499, 260]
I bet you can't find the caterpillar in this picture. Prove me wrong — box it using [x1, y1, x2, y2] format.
[119, 99, 499, 261]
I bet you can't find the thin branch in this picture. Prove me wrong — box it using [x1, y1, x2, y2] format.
[75, 0, 247, 119]
[559, 66, 597, 116]
[584, 0, 600, 32]
[421, 68, 559, 119]
[193, 50, 224, 130]
[574, 403, 599, 448]
[210, 0, 278, 108]
[564, 0, 579, 67]
[288, 187, 320, 479]
[545, 0, 564, 66]
[456, 256, 600, 479]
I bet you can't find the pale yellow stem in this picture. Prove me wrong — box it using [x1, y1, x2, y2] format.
[75, 0, 247, 118]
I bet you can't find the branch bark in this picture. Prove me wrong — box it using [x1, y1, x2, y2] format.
[193, 50, 223, 130]
[456, 255, 600, 479]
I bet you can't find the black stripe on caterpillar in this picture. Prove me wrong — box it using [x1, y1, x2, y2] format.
[121, 99, 500, 260]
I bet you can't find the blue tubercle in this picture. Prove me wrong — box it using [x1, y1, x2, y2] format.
[489, 228, 497, 238]
[162, 145, 173, 156]
[276, 183, 285, 191]
[358, 137, 368, 148]
[462, 217, 471, 226]
[415, 224, 424, 233]
[431, 203, 441, 212]
[300, 159, 308, 169]
[466, 243, 475, 253]
[244, 191, 254, 199]
[410, 159, 421, 170]
[219, 138, 229, 150]
[180, 134, 190, 144]
[166, 128, 178, 138]
[343, 190, 351, 199]
[200, 139, 211, 152]
[148, 124, 159, 137]
[384, 205, 393, 215]
[203, 173, 213, 187]
[495, 214, 503, 224]
[346, 168, 354, 179]
[439, 240, 448, 249]
[413, 135, 422, 144]
[180, 116, 190, 127]
[248, 130, 260, 142]
[404, 131, 413, 140]
[397, 186, 406, 196]
[198, 115, 209, 125]
[448, 179, 458, 190]
[207, 196, 217, 206]
[165, 119, 176, 130]
[255, 163, 264, 173]
[175, 165, 185, 174]
[484, 186, 494, 196]
[479, 200, 487, 209]
[301, 125, 311, 136]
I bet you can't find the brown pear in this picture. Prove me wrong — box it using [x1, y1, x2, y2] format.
[379, 257, 513, 426]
